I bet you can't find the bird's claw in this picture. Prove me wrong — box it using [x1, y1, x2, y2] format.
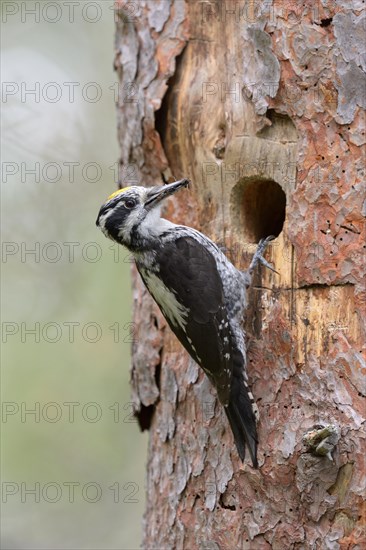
[249, 235, 279, 274]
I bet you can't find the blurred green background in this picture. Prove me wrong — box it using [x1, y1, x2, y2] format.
[1, 2, 147, 548]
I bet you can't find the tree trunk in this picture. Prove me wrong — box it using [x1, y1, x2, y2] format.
[114, 1, 365, 548]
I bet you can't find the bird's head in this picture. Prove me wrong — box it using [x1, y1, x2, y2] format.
[96, 179, 190, 249]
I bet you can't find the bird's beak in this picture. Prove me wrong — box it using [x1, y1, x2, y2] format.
[145, 179, 190, 210]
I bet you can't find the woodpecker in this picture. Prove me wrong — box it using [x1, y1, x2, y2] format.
[96, 179, 275, 467]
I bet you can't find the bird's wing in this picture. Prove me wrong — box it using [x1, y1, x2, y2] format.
[138, 236, 235, 405]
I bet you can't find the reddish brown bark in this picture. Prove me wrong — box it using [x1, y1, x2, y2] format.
[115, 1, 365, 548]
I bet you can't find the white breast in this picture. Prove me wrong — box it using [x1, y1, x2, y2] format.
[141, 270, 188, 331]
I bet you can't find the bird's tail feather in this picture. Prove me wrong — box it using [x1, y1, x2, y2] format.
[225, 376, 258, 468]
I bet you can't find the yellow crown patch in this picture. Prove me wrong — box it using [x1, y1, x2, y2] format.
[107, 187, 131, 201]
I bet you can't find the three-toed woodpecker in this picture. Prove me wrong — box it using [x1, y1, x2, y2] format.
[96, 179, 275, 468]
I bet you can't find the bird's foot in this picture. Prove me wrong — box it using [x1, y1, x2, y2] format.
[249, 236, 279, 275]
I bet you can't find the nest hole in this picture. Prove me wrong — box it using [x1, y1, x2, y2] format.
[231, 179, 286, 243]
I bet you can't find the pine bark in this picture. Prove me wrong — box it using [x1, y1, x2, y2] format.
[114, 1, 365, 548]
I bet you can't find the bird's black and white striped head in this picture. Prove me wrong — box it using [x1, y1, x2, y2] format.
[96, 179, 189, 249]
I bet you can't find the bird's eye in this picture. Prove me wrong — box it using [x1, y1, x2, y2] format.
[124, 198, 136, 209]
